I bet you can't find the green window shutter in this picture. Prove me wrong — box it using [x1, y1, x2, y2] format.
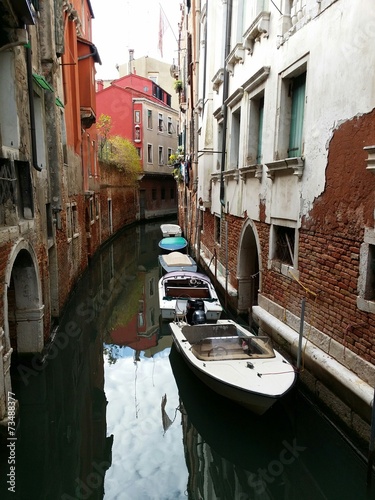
[55, 97, 64, 108]
[32, 73, 54, 91]
[288, 73, 306, 157]
[256, 97, 264, 164]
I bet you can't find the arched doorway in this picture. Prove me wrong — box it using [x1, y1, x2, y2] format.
[5, 242, 44, 354]
[237, 219, 261, 317]
[0, 241, 44, 421]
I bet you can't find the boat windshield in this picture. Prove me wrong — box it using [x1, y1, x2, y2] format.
[191, 335, 276, 361]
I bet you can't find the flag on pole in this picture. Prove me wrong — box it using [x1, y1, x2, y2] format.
[158, 5, 167, 58]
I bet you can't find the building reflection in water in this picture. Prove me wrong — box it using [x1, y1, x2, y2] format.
[1, 222, 164, 499]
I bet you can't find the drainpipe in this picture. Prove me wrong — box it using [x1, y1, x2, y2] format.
[26, 27, 42, 172]
[219, 0, 232, 207]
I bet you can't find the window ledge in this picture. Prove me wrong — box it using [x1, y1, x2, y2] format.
[243, 11, 271, 54]
[266, 157, 304, 180]
[269, 260, 299, 279]
[239, 164, 263, 182]
[357, 296, 375, 314]
[364, 146, 375, 173]
[226, 44, 245, 75]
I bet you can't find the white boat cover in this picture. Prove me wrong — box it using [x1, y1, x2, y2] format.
[162, 252, 192, 267]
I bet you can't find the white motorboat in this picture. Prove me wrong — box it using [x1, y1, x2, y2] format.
[160, 223, 182, 238]
[169, 319, 297, 415]
[158, 270, 223, 322]
[158, 251, 197, 275]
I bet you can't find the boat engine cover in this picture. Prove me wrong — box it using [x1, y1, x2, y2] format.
[191, 310, 206, 325]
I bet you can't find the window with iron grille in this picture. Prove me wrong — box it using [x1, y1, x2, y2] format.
[0, 159, 17, 225]
[273, 225, 295, 266]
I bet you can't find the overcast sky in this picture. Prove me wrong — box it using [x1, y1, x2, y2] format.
[90, 0, 181, 80]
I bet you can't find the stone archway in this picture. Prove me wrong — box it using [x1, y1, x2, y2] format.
[0, 240, 44, 421]
[237, 219, 262, 316]
[4, 241, 44, 354]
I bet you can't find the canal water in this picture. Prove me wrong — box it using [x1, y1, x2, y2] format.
[1, 221, 375, 500]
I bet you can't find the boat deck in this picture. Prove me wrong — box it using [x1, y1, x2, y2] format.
[181, 324, 275, 361]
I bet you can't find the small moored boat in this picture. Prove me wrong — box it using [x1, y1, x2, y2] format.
[158, 251, 197, 275]
[160, 223, 182, 238]
[158, 270, 223, 322]
[169, 319, 297, 415]
[158, 236, 188, 253]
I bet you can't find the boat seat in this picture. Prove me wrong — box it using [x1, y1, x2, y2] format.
[174, 298, 188, 323]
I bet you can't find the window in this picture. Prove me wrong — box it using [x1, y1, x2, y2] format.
[168, 148, 172, 162]
[365, 245, 375, 301]
[215, 214, 221, 244]
[276, 65, 307, 160]
[247, 94, 264, 164]
[288, 73, 306, 157]
[257, 98, 264, 163]
[136, 147, 142, 158]
[66, 204, 72, 240]
[271, 224, 296, 269]
[134, 110, 141, 123]
[167, 117, 173, 134]
[72, 204, 78, 237]
[134, 125, 141, 142]
[147, 110, 153, 129]
[89, 197, 94, 223]
[15, 160, 34, 220]
[229, 107, 241, 168]
[357, 230, 375, 313]
[217, 121, 223, 171]
[147, 144, 153, 163]
[158, 113, 164, 132]
[158, 146, 164, 165]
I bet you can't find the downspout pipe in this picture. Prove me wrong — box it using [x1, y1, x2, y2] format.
[26, 27, 42, 172]
[219, 0, 232, 207]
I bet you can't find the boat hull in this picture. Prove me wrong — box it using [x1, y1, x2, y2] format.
[169, 320, 296, 416]
[158, 236, 187, 253]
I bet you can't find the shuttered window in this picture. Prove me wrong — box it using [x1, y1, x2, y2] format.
[288, 73, 306, 157]
[256, 97, 264, 164]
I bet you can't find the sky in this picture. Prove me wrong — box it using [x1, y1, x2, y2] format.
[90, 0, 181, 80]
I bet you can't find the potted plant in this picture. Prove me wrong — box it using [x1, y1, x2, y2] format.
[173, 79, 183, 93]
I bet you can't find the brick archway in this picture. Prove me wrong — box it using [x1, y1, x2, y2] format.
[237, 219, 262, 315]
